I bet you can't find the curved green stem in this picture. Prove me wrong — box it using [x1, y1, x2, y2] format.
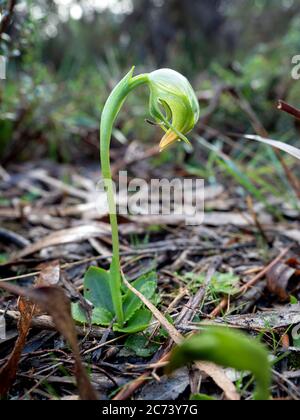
[100, 70, 149, 326]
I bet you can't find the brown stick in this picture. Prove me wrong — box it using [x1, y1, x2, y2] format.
[239, 246, 290, 294]
[1, 310, 106, 339]
[278, 100, 300, 121]
[0, 0, 17, 36]
[209, 297, 228, 318]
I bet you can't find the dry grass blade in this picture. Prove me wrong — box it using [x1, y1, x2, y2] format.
[195, 361, 240, 400]
[28, 171, 91, 200]
[121, 272, 182, 344]
[243, 134, 300, 161]
[0, 282, 98, 400]
[121, 271, 240, 400]
[13, 224, 110, 260]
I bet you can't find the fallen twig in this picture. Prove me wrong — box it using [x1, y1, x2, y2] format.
[1, 310, 106, 339]
[239, 247, 290, 294]
[0, 0, 16, 36]
[278, 100, 300, 121]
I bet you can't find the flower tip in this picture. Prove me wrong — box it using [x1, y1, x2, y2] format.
[159, 130, 179, 152]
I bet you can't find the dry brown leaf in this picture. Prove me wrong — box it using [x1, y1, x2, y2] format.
[267, 261, 297, 301]
[195, 361, 240, 401]
[0, 282, 98, 400]
[36, 260, 61, 286]
[0, 297, 35, 397]
[0, 261, 60, 396]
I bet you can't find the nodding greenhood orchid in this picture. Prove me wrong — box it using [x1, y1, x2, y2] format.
[73, 68, 200, 330]
[99, 67, 199, 327]
[147, 69, 200, 151]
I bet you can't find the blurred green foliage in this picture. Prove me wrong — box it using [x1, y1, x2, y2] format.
[1, 0, 300, 163]
[183, 271, 240, 298]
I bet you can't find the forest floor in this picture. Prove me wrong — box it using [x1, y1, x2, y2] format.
[0, 152, 300, 401]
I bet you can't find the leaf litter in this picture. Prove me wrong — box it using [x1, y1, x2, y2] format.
[1, 158, 300, 400]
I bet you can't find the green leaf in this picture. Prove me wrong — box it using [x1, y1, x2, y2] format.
[293, 337, 300, 348]
[91, 307, 114, 326]
[73, 266, 115, 326]
[125, 334, 159, 358]
[167, 327, 271, 401]
[113, 308, 152, 333]
[290, 296, 298, 305]
[0, 253, 8, 264]
[71, 302, 88, 324]
[72, 302, 113, 326]
[123, 272, 157, 322]
[83, 266, 114, 313]
[190, 393, 216, 401]
[184, 272, 239, 296]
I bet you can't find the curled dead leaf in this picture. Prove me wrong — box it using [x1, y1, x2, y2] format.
[267, 261, 298, 301]
[36, 260, 61, 286]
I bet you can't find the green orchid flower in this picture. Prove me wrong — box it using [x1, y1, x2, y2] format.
[147, 69, 200, 151]
[74, 67, 200, 330]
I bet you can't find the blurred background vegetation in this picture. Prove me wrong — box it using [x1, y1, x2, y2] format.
[0, 0, 300, 185]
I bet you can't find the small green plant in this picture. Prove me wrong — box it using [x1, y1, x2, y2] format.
[125, 334, 160, 358]
[167, 327, 271, 400]
[73, 68, 200, 332]
[190, 393, 216, 401]
[183, 272, 240, 298]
